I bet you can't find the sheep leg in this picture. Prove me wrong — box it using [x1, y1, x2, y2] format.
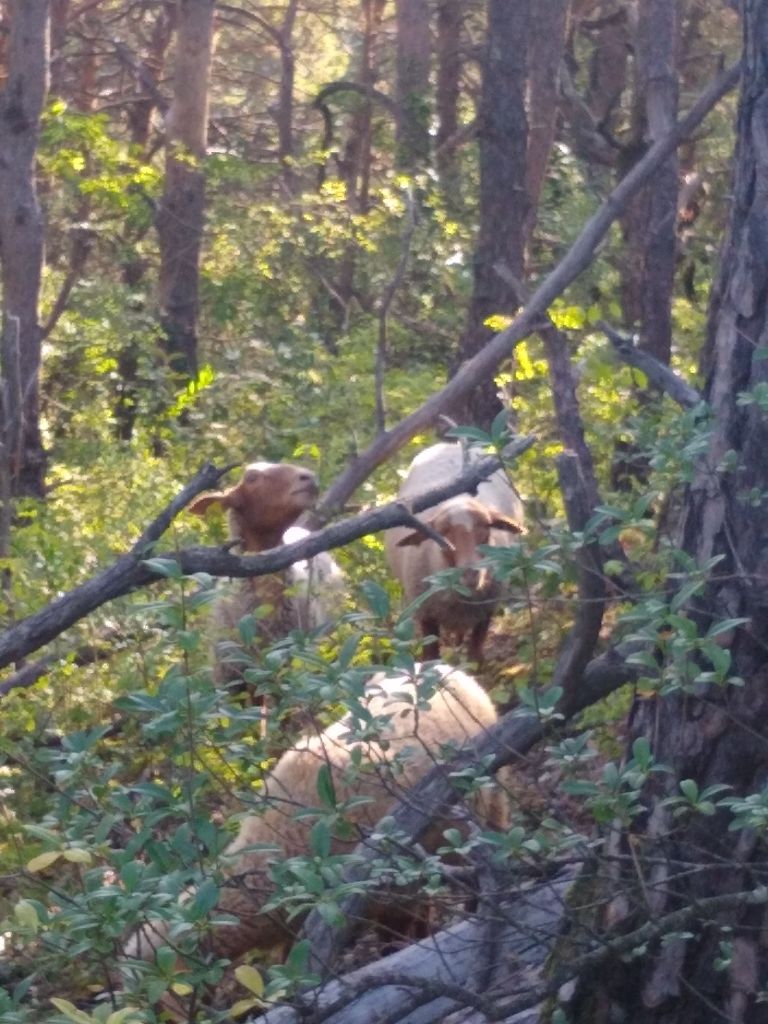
[466, 619, 490, 665]
[419, 617, 441, 660]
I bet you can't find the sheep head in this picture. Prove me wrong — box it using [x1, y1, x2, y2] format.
[396, 498, 522, 591]
[188, 462, 318, 551]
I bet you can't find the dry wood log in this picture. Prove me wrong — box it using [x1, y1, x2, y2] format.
[249, 870, 579, 1024]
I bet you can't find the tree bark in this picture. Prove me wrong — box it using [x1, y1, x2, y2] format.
[575, 7, 768, 1020]
[619, 0, 680, 362]
[435, 0, 461, 204]
[451, 0, 530, 431]
[0, 0, 49, 498]
[155, 0, 215, 381]
[525, 0, 570, 245]
[395, 0, 430, 172]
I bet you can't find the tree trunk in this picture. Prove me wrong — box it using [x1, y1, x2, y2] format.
[275, 0, 299, 187]
[0, 0, 49, 498]
[586, 1, 629, 130]
[155, 0, 215, 382]
[126, 2, 175, 150]
[395, 0, 430, 172]
[338, 0, 387, 214]
[619, 0, 679, 362]
[576, 7, 768, 1020]
[525, 0, 570, 245]
[435, 0, 461, 205]
[451, 0, 530, 430]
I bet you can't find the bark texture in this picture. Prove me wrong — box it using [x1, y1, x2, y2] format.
[435, 0, 461, 203]
[451, 0, 530, 430]
[576, 8, 768, 1021]
[0, 0, 49, 498]
[619, 0, 679, 361]
[156, 0, 215, 381]
[525, 0, 570, 244]
[395, 0, 430, 171]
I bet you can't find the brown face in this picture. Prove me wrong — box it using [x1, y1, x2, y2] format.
[397, 498, 522, 566]
[231, 463, 318, 532]
[188, 462, 318, 549]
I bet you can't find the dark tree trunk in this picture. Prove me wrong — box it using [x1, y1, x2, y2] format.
[0, 0, 49, 498]
[435, 0, 461, 204]
[451, 0, 530, 430]
[394, 0, 430, 172]
[525, 0, 570, 245]
[126, 2, 175, 150]
[338, 0, 386, 214]
[275, 0, 299, 187]
[619, 0, 679, 362]
[576, 7, 768, 1021]
[155, 0, 215, 382]
[586, 1, 629, 131]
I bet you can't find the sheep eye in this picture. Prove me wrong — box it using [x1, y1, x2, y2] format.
[244, 470, 262, 484]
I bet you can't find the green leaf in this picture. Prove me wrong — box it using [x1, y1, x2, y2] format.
[14, 900, 39, 931]
[234, 964, 264, 997]
[310, 820, 332, 859]
[679, 779, 699, 803]
[707, 617, 750, 638]
[670, 578, 704, 612]
[50, 999, 94, 1024]
[316, 764, 337, 808]
[190, 877, 220, 919]
[26, 850, 62, 873]
[142, 557, 183, 579]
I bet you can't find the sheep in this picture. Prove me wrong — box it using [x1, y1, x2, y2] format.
[385, 443, 524, 663]
[122, 663, 507, 977]
[188, 462, 345, 700]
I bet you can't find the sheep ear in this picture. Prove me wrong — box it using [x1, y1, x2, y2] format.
[490, 514, 524, 534]
[188, 492, 229, 517]
[396, 529, 429, 547]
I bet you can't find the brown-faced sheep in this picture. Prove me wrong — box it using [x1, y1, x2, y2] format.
[189, 462, 344, 698]
[385, 443, 524, 663]
[123, 663, 507, 970]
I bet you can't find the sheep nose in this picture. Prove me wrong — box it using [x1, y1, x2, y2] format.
[461, 567, 482, 591]
[296, 471, 318, 495]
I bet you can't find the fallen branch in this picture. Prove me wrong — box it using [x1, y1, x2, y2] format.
[599, 320, 703, 410]
[315, 61, 739, 521]
[0, 440, 535, 673]
[251, 871, 577, 1024]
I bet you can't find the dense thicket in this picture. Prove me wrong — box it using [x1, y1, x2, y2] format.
[0, 2, 763, 1023]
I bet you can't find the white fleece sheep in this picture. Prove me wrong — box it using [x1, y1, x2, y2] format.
[123, 663, 507, 967]
[188, 462, 345, 691]
[385, 443, 524, 663]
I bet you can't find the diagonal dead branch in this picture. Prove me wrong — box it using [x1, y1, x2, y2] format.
[0, 439, 535, 674]
[315, 62, 740, 521]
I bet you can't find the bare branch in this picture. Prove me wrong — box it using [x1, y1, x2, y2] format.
[599, 320, 703, 409]
[0, 440, 535, 673]
[314, 79, 398, 115]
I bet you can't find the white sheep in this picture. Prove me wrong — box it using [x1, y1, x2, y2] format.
[385, 443, 524, 663]
[123, 663, 508, 972]
[188, 462, 345, 694]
